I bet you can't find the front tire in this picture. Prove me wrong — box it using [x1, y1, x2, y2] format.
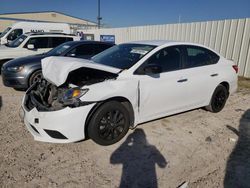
[206, 84, 228, 113]
[88, 101, 130, 146]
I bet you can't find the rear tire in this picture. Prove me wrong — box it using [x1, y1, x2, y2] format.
[206, 84, 228, 113]
[29, 70, 43, 87]
[88, 101, 130, 146]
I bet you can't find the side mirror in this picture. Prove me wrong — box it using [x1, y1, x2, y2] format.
[144, 64, 162, 74]
[27, 44, 35, 50]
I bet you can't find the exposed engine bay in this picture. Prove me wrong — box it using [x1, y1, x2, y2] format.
[24, 67, 118, 111]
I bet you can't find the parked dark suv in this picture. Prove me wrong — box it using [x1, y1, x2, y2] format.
[1, 41, 114, 90]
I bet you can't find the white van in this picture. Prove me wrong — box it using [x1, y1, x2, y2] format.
[0, 33, 80, 65]
[0, 22, 71, 45]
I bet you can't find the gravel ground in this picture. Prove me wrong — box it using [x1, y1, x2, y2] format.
[0, 77, 249, 188]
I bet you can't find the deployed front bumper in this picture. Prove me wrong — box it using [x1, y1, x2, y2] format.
[22, 102, 95, 143]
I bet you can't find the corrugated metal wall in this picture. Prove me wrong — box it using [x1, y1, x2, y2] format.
[85, 18, 250, 78]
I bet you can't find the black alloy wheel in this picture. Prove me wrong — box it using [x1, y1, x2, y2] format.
[29, 70, 43, 86]
[88, 101, 130, 145]
[206, 84, 228, 113]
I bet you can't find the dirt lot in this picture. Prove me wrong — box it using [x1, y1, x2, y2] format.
[0, 77, 249, 188]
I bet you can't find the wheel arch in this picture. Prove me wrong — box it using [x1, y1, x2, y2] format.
[84, 96, 135, 138]
[28, 68, 42, 87]
[219, 81, 230, 93]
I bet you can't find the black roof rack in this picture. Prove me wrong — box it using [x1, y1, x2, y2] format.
[25, 32, 77, 36]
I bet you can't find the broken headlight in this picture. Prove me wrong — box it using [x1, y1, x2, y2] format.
[63, 88, 89, 101]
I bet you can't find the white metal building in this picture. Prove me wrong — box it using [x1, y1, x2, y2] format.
[84, 18, 250, 78]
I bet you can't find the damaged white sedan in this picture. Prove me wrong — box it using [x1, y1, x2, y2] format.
[21, 40, 238, 145]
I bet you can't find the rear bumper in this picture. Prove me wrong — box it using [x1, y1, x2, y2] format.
[22, 103, 96, 143]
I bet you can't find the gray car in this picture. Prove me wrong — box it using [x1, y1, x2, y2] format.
[1, 41, 114, 90]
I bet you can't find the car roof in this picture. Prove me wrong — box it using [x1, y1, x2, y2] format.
[129, 40, 174, 46]
[62, 40, 115, 46]
[23, 32, 77, 37]
[128, 40, 218, 53]
[128, 40, 209, 47]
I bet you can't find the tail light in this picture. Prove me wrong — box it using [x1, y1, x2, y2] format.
[232, 65, 238, 74]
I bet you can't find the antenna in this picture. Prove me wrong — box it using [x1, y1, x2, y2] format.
[178, 14, 181, 23]
[97, 0, 102, 29]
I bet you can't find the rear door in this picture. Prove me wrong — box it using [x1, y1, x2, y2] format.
[180, 45, 221, 108]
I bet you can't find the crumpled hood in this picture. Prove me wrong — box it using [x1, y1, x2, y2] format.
[41, 56, 121, 86]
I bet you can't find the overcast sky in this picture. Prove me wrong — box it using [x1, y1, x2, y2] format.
[1, 0, 250, 27]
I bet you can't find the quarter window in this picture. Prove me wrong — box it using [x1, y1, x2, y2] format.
[184, 46, 219, 68]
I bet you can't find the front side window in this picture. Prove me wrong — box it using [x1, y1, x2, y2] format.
[92, 43, 156, 69]
[7, 29, 23, 41]
[24, 37, 49, 49]
[136, 46, 182, 74]
[184, 46, 220, 68]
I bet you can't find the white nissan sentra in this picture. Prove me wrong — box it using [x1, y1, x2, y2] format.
[21, 40, 238, 145]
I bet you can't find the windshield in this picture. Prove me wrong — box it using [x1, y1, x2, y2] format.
[46, 43, 72, 56]
[92, 43, 156, 69]
[6, 35, 27, 48]
[0, 27, 11, 38]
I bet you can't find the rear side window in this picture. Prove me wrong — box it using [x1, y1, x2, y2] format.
[50, 37, 72, 48]
[184, 46, 219, 68]
[24, 37, 49, 49]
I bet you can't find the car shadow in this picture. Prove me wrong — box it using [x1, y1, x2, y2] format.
[224, 109, 250, 188]
[110, 128, 167, 188]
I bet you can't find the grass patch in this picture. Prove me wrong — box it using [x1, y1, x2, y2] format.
[238, 77, 250, 89]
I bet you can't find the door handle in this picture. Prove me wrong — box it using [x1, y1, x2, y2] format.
[177, 78, 188, 83]
[210, 73, 218, 77]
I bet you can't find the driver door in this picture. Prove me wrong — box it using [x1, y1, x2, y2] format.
[135, 46, 189, 122]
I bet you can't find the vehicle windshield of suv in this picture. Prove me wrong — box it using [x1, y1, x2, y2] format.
[46, 43, 72, 56]
[92, 43, 156, 69]
[6, 34, 27, 48]
[0, 27, 11, 38]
